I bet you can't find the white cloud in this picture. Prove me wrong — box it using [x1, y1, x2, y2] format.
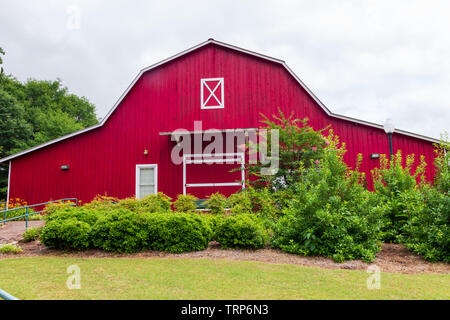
[0, 0, 448, 138]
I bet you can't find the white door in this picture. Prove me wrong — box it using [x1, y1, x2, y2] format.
[136, 164, 158, 198]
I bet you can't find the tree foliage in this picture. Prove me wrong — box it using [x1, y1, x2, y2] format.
[0, 47, 98, 199]
[243, 108, 328, 191]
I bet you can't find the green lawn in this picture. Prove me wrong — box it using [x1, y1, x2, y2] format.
[0, 257, 448, 300]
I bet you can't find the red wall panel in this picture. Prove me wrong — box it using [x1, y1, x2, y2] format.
[8, 44, 437, 204]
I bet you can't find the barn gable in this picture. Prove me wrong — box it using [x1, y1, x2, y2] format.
[0, 39, 439, 164]
[2, 39, 439, 204]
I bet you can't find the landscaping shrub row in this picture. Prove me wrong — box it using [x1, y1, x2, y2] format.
[37, 112, 449, 263]
[40, 205, 268, 253]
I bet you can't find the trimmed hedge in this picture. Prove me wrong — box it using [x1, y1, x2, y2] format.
[91, 208, 149, 253]
[41, 206, 213, 253]
[146, 213, 212, 253]
[41, 218, 92, 250]
[215, 214, 268, 249]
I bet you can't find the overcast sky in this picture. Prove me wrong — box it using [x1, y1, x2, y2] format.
[1, 0, 449, 139]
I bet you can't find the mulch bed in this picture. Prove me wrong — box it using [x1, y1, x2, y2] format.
[2, 239, 449, 275]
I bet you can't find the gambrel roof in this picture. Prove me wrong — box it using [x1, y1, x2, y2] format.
[0, 39, 440, 163]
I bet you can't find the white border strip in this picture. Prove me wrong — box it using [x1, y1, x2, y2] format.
[135, 164, 158, 199]
[6, 160, 11, 207]
[0, 39, 440, 164]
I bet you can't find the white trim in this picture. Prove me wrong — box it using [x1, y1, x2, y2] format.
[159, 128, 256, 136]
[201, 78, 225, 109]
[6, 161, 11, 207]
[135, 164, 158, 199]
[186, 183, 243, 187]
[183, 153, 245, 195]
[0, 38, 440, 164]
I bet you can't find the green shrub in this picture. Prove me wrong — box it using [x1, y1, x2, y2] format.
[205, 192, 227, 214]
[271, 133, 384, 262]
[173, 194, 198, 212]
[117, 197, 142, 212]
[201, 213, 225, 241]
[41, 218, 92, 250]
[245, 187, 279, 219]
[371, 151, 427, 242]
[139, 192, 172, 213]
[243, 108, 328, 191]
[83, 194, 119, 210]
[43, 201, 76, 216]
[433, 133, 450, 194]
[402, 187, 449, 262]
[22, 226, 43, 242]
[91, 208, 149, 253]
[0, 243, 23, 254]
[215, 214, 268, 249]
[146, 212, 212, 253]
[45, 206, 101, 226]
[227, 192, 253, 214]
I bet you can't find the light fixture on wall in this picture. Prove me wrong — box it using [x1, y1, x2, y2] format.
[61, 165, 70, 171]
[143, 149, 149, 156]
[370, 153, 380, 159]
[383, 118, 395, 160]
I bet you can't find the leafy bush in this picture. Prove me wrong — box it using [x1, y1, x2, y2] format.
[139, 192, 172, 213]
[215, 214, 268, 249]
[402, 187, 449, 262]
[433, 134, 450, 194]
[0, 243, 23, 254]
[271, 133, 384, 262]
[41, 218, 92, 250]
[227, 192, 253, 214]
[91, 208, 149, 253]
[83, 194, 119, 210]
[201, 213, 225, 241]
[146, 212, 212, 253]
[227, 188, 279, 222]
[22, 226, 43, 242]
[205, 192, 227, 214]
[371, 151, 427, 241]
[242, 108, 328, 190]
[244, 187, 278, 219]
[44, 201, 76, 216]
[46, 206, 101, 226]
[173, 194, 198, 213]
[117, 197, 142, 212]
[116, 193, 172, 214]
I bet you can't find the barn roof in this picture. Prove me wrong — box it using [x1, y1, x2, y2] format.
[0, 39, 440, 163]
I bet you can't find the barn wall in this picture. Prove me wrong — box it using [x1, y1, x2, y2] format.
[8, 44, 437, 204]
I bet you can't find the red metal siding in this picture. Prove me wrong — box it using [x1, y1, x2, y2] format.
[8, 44, 437, 204]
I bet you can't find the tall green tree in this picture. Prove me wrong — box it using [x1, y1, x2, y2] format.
[0, 47, 99, 200]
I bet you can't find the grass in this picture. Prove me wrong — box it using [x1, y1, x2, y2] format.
[0, 257, 448, 300]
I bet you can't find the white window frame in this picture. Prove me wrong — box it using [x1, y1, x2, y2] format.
[201, 78, 224, 109]
[135, 164, 158, 199]
[183, 153, 245, 195]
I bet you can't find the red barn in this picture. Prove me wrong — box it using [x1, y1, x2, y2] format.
[0, 39, 439, 205]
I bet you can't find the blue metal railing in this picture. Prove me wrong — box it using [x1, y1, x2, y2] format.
[0, 288, 19, 300]
[0, 198, 78, 231]
[195, 199, 208, 209]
